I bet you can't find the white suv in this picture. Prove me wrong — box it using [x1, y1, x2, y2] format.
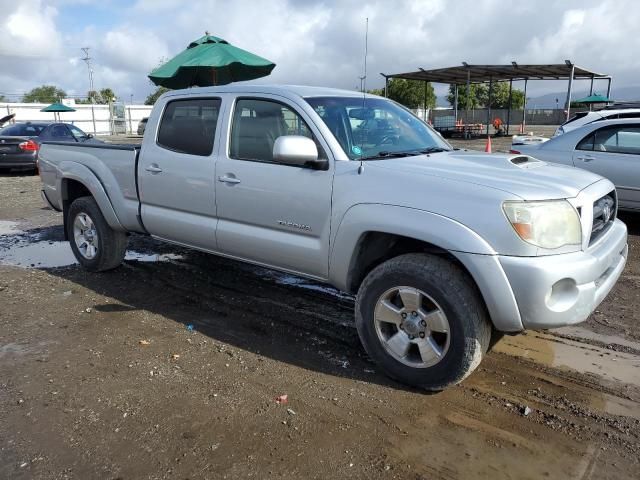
[555, 108, 640, 136]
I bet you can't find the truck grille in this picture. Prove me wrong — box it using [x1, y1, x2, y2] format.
[590, 191, 616, 245]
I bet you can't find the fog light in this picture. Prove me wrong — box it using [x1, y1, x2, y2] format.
[545, 278, 579, 312]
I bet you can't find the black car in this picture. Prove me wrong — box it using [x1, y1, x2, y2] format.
[137, 117, 149, 136]
[0, 122, 98, 173]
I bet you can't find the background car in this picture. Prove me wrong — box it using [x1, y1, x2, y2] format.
[554, 107, 640, 136]
[0, 122, 99, 173]
[512, 118, 640, 210]
[137, 117, 149, 135]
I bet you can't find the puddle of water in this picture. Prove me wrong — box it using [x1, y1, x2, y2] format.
[554, 326, 640, 352]
[0, 342, 31, 359]
[124, 252, 184, 263]
[0, 220, 22, 236]
[0, 227, 183, 268]
[1, 241, 78, 268]
[602, 394, 640, 420]
[494, 331, 640, 387]
[255, 269, 353, 300]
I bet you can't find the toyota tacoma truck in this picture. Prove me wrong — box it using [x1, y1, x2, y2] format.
[38, 85, 628, 390]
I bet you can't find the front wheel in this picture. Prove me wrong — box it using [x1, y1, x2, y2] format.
[355, 253, 491, 390]
[67, 196, 127, 272]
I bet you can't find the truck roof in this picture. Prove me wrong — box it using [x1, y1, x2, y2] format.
[162, 84, 379, 100]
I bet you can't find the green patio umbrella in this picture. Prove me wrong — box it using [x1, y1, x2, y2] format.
[574, 94, 611, 104]
[148, 35, 276, 89]
[41, 102, 76, 121]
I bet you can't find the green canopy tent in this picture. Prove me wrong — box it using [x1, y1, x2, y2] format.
[41, 102, 76, 121]
[148, 35, 276, 89]
[574, 94, 611, 104]
[573, 94, 611, 111]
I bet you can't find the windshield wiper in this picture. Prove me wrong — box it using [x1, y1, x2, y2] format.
[416, 147, 450, 154]
[359, 150, 422, 161]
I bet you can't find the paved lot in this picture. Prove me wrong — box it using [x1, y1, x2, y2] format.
[0, 144, 639, 479]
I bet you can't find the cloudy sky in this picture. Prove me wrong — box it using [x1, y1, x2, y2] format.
[1, 0, 639, 103]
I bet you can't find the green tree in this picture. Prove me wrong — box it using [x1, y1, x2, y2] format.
[0, 95, 5, 102]
[369, 79, 436, 109]
[22, 85, 67, 103]
[447, 83, 524, 109]
[145, 86, 170, 105]
[99, 88, 116, 104]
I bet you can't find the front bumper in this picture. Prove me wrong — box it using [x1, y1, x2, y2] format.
[498, 219, 628, 329]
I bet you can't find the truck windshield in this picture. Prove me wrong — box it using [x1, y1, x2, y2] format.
[305, 96, 451, 160]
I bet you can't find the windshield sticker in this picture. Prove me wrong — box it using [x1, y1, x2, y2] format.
[352, 145, 362, 155]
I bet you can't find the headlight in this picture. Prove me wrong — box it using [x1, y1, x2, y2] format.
[503, 200, 581, 249]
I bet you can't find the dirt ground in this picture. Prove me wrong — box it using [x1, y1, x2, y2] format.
[1, 140, 639, 479]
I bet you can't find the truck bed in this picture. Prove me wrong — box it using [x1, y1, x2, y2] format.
[39, 141, 144, 233]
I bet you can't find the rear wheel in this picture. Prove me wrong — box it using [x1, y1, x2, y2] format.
[355, 253, 491, 390]
[67, 196, 127, 271]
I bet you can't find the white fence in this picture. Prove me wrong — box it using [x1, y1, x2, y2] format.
[0, 102, 153, 136]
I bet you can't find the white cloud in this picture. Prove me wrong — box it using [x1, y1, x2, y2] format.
[101, 27, 170, 73]
[0, 0, 62, 58]
[0, 0, 639, 103]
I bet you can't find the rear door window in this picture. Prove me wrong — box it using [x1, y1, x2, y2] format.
[157, 98, 221, 156]
[595, 126, 640, 154]
[576, 133, 595, 151]
[0, 124, 45, 136]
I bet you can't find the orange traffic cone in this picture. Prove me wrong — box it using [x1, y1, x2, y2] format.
[485, 135, 492, 153]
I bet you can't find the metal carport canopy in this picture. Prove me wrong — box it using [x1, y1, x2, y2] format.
[385, 63, 608, 84]
[382, 63, 612, 136]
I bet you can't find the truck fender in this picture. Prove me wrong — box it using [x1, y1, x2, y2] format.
[57, 161, 125, 232]
[329, 204, 523, 332]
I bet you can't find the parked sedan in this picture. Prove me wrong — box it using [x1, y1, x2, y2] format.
[137, 117, 148, 135]
[512, 118, 640, 210]
[554, 108, 640, 136]
[0, 122, 98, 173]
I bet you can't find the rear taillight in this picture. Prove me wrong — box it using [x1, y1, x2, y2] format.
[509, 149, 521, 154]
[19, 140, 39, 152]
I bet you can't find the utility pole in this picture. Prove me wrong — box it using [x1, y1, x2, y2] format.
[82, 47, 97, 134]
[81, 47, 95, 102]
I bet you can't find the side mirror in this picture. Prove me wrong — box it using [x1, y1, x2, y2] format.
[273, 135, 328, 170]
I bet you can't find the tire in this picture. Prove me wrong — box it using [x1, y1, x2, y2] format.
[67, 196, 127, 272]
[355, 253, 491, 391]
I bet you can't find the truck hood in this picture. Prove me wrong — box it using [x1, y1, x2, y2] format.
[369, 149, 602, 200]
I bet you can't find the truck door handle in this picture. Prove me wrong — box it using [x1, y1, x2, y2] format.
[576, 155, 595, 162]
[218, 175, 241, 184]
[145, 164, 163, 173]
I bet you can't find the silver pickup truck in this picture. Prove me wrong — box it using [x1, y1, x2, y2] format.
[38, 85, 628, 390]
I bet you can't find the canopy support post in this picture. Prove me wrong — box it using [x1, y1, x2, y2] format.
[380, 73, 388, 98]
[454, 84, 458, 125]
[522, 79, 528, 132]
[606, 77, 612, 100]
[465, 69, 470, 138]
[565, 64, 575, 121]
[486, 77, 493, 136]
[423, 80, 428, 122]
[506, 79, 513, 136]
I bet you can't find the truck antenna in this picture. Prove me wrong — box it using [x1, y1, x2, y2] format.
[358, 17, 369, 175]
